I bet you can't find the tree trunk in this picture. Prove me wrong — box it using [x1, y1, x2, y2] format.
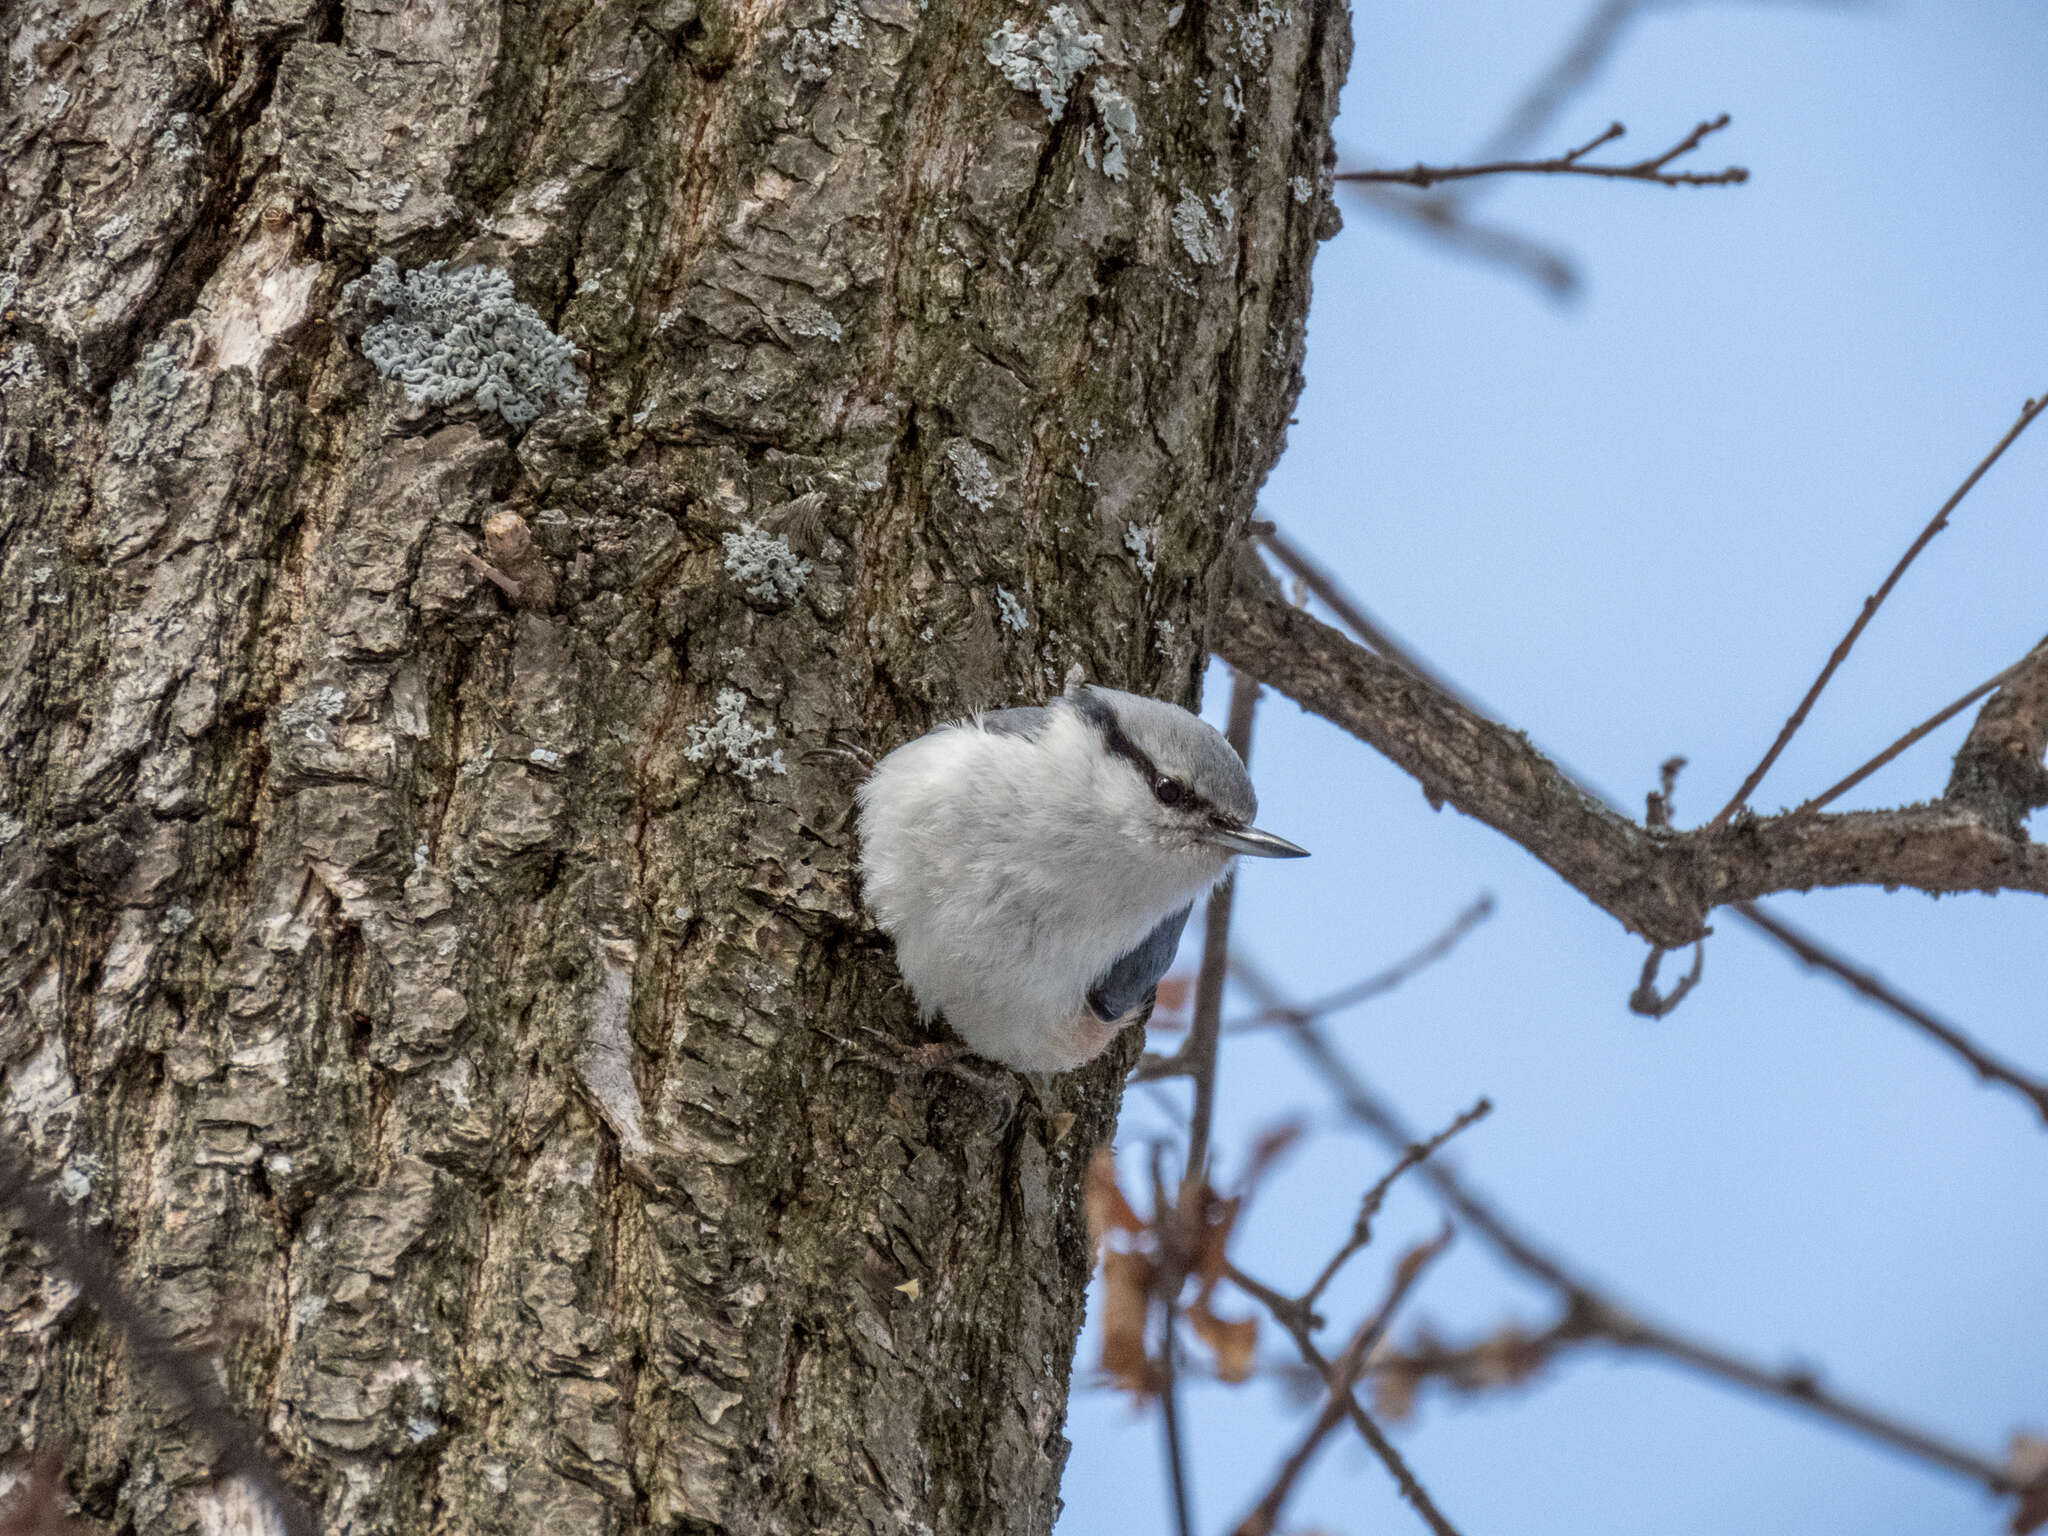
[0, 2, 1346, 1531]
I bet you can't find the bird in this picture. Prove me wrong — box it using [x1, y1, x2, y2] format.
[856, 684, 1308, 1074]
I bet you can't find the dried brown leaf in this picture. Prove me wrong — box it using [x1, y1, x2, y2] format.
[1236, 1116, 1307, 1199]
[1189, 1297, 1259, 1383]
[1100, 1249, 1160, 1396]
[1468, 1325, 1548, 1389]
[1086, 1146, 1145, 1254]
[1371, 1358, 1422, 1423]
[1154, 974, 1193, 1016]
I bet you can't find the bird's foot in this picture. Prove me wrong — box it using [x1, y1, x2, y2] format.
[803, 729, 876, 773]
[831, 1028, 1020, 1128]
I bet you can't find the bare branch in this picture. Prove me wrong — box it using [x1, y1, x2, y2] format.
[1339, 115, 1747, 190]
[1299, 1102, 1491, 1320]
[1179, 670, 1262, 1189]
[1234, 1229, 1455, 1536]
[1348, 184, 1581, 298]
[1218, 548, 2048, 947]
[1237, 985, 2027, 1498]
[1230, 534, 2048, 1124]
[1259, 529, 1483, 711]
[0, 1144, 320, 1536]
[1466, 0, 1640, 165]
[1707, 392, 2048, 831]
[1734, 901, 2048, 1125]
[1627, 940, 1704, 1017]
[1157, 1293, 1196, 1536]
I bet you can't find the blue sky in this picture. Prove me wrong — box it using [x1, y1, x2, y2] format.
[1060, 3, 2048, 1533]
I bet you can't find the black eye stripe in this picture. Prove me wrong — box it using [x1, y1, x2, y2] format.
[1071, 693, 1217, 816]
[1070, 690, 1160, 783]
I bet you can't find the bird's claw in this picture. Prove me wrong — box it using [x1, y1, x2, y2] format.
[804, 729, 876, 772]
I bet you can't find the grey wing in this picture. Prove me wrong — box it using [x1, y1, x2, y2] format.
[977, 704, 1057, 739]
[1086, 902, 1194, 1023]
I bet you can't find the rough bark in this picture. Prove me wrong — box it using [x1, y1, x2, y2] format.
[0, 2, 1348, 1532]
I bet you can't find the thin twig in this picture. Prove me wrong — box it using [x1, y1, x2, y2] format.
[1229, 895, 1496, 1034]
[1707, 391, 2048, 831]
[1223, 1293, 1466, 1536]
[1147, 1143, 1196, 1536]
[1227, 1245, 1466, 1536]
[1230, 974, 2024, 1495]
[1781, 661, 2027, 824]
[1179, 671, 1261, 1190]
[1349, 186, 1581, 297]
[1299, 1102, 1491, 1320]
[1734, 901, 2048, 1125]
[1259, 530, 1481, 710]
[1460, 0, 1873, 180]
[1467, 0, 1638, 166]
[1359, 0, 1640, 303]
[1339, 116, 1747, 190]
[1157, 1293, 1196, 1536]
[1627, 940, 1704, 1018]
[0, 1145, 321, 1536]
[1234, 1228, 1456, 1536]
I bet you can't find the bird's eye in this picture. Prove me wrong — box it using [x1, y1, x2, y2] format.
[1153, 778, 1189, 808]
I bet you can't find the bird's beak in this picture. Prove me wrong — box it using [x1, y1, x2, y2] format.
[1207, 824, 1310, 859]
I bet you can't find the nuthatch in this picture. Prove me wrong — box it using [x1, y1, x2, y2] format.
[857, 685, 1308, 1073]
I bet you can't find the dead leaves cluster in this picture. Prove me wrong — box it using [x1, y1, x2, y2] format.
[1369, 1321, 1554, 1423]
[1085, 1122, 1303, 1395]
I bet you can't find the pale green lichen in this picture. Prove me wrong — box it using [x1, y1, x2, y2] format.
[783, 0, 864, 79]
[106, 332, 199, 461]
[345, 258, 587, 427]
[685, 689, 788, 780]
[0, 342, 44, 391]
[944, 439, 1001, 510]
[721, 524, 812, 605]
[1089, 78, 1140, 180]
[984, 6, 1103, 123]
[1123, 520, 1159, 581]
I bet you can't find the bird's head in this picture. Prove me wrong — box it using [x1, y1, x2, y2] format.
[1069, 686, 1309, 868]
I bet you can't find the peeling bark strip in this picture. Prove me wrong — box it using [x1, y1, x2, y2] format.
[1221, 558, 2048, 947]
[0, 1, 1348, 1532]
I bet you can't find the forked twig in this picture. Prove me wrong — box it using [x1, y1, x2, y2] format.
[1780, 660, 2028, 824]
[1233, 1229, 1456, 1536]
[1339, 116, 1747, 190]
[1707, 392, 2048, 831]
